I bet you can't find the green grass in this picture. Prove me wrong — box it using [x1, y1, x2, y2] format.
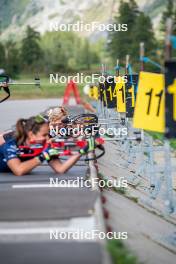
[170, 139, 176, 149]
[146, 131, 164, 141]
[146, 131, 176, 150]
[107, 240, 139, 264]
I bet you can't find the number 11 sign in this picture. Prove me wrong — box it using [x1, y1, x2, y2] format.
[165, 61, 176, 138]
[133, 71, 165, 133]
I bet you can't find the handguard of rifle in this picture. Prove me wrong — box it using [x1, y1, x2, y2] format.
[18, 145, 44, 157]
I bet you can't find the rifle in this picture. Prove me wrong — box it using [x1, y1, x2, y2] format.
[49, 113, 100, 138]
[0, 75, 40, 103]
[17, 137, 105, 161]
[61, 113, 98, 126]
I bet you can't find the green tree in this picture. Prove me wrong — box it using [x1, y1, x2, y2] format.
[160, 0, 174, 32]
[41, 31, 76, 72]
[132, 12, 156, 62]
[173, 8, 176, 35]
[108, 0, 139, 63]
[159, 0, 176, 60]
[108, 0, 157, 70]
[0, 43, 6, 69]
[5, 40, 20, 77]
[41, 31, 100, 72]
[21, 26, 43, 69]
[172, 9, 176, 57]
[78, 39, 92, 70]
[129, 0, 139, 16]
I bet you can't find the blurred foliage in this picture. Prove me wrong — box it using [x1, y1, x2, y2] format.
[20, 26, 43, 71]
[0, 39, 20, 77]
[147, 131, 176, 150]
[108, 0, 158, 72]
[0, 42, 6, 65]
[0, 26, 102, 77]
[159, 0, 176, 59]
[41, 30, 100, 72]
[160, 0, 174, 33]
[1, 0, 176, 78]
[107, 239, 139, 264]
[6, 40, 20, 76]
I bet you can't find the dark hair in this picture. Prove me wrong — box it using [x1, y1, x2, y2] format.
[15, 116, 47, 145]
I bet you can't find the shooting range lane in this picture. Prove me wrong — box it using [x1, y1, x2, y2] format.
[0, 242, 103, 264]
[0, 175, 103, 263]
[0, 165, 87, 185]
[0, 188, 98, 221]
[0, 102, 106, 264]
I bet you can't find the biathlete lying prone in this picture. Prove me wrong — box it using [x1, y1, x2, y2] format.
[0, 111, 96, 176]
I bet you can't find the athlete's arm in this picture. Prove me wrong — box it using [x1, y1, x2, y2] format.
[49, 154, 81, 174]
[3, 139, 41, 176]
[7, 157, 41, 176]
